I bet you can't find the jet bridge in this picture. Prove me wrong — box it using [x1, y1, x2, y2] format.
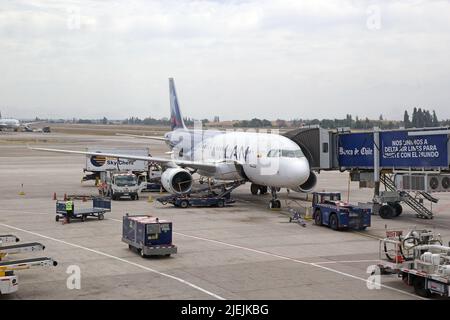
[284, 126, 450, 219]
[283, 125, 339, 171]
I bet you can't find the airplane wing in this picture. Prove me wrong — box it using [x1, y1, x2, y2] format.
[115, 133, 167, 141]
[22, 121, 46, 127]
[28, 146, 218, 171]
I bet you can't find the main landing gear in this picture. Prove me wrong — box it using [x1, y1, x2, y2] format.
[250, 183, 268, 195]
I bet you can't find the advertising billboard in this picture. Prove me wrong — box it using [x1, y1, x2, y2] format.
[338, 133, 374, 168]
[338, 130, 449, 169]
[380, 131, 448, 168]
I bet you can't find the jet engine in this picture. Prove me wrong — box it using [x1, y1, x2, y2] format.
[292, 171, 317, 193]
[161, 168, 193, 194]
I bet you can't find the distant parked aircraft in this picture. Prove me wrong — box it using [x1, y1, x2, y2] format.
[0, 111, 42, 131]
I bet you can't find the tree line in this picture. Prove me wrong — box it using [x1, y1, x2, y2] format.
[403, 108, 439, 128]
[69, 108, 447, 130]
[232, 118, 272, 128]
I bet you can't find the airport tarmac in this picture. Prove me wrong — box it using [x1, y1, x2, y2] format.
[1, 131, 450, 300]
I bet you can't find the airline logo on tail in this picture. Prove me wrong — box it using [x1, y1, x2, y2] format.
[169, 78, 186, 131]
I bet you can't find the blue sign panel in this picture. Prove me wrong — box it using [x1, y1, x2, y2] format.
[338, 133, 374, 167]
[380, 131, 448, 168]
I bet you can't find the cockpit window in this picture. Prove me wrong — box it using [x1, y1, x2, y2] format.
[267, 149, 280, 157]
[267, 149, 304, 158]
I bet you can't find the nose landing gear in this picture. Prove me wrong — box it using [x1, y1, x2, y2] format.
[249, 183, 280, 208]
[269, 187, 281, 209]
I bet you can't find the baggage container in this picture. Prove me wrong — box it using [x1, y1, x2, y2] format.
[122, 215, 177, 258]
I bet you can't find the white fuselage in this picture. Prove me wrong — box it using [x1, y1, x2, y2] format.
[168, 129, 310, 189]
[0, 119, 20, 130]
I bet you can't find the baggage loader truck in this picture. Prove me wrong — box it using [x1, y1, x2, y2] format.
[0, 235, 20, 245]
[0, 234, 57, 295]
[0, 257, 58, 295]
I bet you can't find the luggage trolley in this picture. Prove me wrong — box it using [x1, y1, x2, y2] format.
[56, 197, 111, 223]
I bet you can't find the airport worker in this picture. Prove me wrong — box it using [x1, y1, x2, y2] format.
[97, 180, 107, 196]
[65, 198, 74, 223]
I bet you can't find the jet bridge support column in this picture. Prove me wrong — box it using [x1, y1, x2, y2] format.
[373, 127, 380, 197]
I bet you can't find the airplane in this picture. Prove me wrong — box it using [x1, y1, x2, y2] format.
[0, 111, 42, 132]
[29, 78, 317, 208]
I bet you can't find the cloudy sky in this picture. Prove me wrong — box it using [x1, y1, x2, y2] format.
[1, 0, 450, 121]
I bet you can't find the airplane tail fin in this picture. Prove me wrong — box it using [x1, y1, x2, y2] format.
[169, 78, 186, 131]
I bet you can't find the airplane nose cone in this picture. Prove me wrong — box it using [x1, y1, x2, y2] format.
[277, 157, 310, 188]
[293, 157, 310, 185]
[243, 156, 311, 189]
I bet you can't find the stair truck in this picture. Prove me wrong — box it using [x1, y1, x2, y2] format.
[376, 228, 450, 298]
[0, 234, 57, 295]
[312, 192, 371, 231]
[122, 214, 177, 258]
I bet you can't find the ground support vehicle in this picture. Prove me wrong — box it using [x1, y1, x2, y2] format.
[157, 181, 243, 208]
[98, 172, 145, 200]
[0, 241, 45, 260]
[0, 235, 20, 245]
[122, 215, 177, 258]
[312, 192, 371, 231]
[56, 197, 111, 223]
[141, 182, 164, 192]
[288, 208, 307, 227]
[0, 234, 57, 295]
[0, 257, 58, 295]
[82, 147, 149, 184]
[158, 193, 235, 208]
[376, 228, 450, 298]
